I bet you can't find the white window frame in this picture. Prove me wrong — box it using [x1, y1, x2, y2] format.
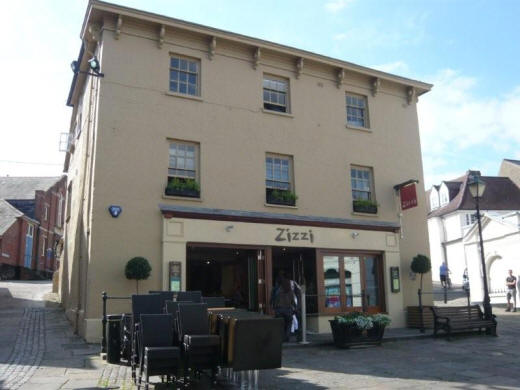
[168, 141, 199, 182]
[27, 224, 34, 237]
[44, 205, 48, 221]
[263, 75, 289, 113]
[265, 154, 294, 192]
[57, 195, 63, 227]
[41, 237, 47, 257]
[350, 166, 374, 201]
[169, 54, 200, 97]
[463, 213, 477, 226]
[346, 93, 369, 128]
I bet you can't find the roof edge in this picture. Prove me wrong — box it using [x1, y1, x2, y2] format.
[86, 0, 432, 94]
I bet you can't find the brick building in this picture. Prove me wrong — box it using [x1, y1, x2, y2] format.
[0, 176, 66, 279]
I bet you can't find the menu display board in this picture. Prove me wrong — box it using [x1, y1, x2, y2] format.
[169, 261, 182, 292]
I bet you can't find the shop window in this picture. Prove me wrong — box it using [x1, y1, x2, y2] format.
[166, 141, 200, 198]
[169, 55, 200, 96]
[346, 93, 369, 128]
[320, 253, 383, 313]
[263, 75, 289, 113]
[265, 154, 296, 206]
[351, 166, 377, 213]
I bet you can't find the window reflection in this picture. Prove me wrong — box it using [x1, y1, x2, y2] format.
[323, 256, 340, 308]
[344, 257, 362, 307]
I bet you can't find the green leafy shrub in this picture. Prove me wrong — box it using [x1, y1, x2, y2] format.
[271, 189, 298, 203]
[411, 254, 431, 291]
[353, 199, 378, 207]
[334, 312, 391, 329]
[167, 178, 200, 192]
[125, 256, 152, 294]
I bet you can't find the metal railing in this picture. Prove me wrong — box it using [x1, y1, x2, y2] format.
[101, 291, 131, 354]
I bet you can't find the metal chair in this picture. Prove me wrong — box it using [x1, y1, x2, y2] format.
[203, 296, 226, 308]
[138, 314, 181, 390]
[177, 290, 203, 303]
[149, 291, 175, 311]
[130, 294, 163, 383]
[177, 303, 220, 384]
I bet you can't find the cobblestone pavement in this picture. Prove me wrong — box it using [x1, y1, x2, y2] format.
[2, 281, 520, 389]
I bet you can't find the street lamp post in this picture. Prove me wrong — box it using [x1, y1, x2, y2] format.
[468, 175, 493, 320]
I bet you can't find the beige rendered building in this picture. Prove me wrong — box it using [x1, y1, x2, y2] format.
[61, 0, 433, 342]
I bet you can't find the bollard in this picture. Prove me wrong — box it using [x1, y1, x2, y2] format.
[444, 284, 448, 304]
[299, 285, 309, 345]
[418, 288, 425, 333]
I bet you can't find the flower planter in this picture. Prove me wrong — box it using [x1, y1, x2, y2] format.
[329, 320, 386, 348]
[353, 203, 378, 214]
[266, 191, 296, 206]
[165, 187, 200, 198]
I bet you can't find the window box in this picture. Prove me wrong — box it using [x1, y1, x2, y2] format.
[353, 200, 378, 214]
[164, 187, 200, 198]
[266, 189, 297, 206]
[165, 178, 200, 198]
[329, 313, 390, 348]
[330, 320, 386, 348]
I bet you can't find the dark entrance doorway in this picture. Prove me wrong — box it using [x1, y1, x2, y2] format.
[186, 245, 268, 311]
[271, 247, 317, 314]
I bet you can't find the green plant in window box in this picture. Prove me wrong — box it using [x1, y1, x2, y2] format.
[353, 199, 378, 214]
[330, 312, 391, 348]
[165, 178, 200, 198]
[268, 189, 298, 206]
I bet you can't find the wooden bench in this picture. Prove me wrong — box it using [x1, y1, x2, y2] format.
[430, 305, 497, 339]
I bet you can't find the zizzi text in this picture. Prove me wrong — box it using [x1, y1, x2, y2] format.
[275, 228, 314, 243]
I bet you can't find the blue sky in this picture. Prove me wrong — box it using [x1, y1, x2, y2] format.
[1, 0, 519, 189]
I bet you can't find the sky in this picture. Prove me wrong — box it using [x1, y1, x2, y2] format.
[1, 0, 519, 189]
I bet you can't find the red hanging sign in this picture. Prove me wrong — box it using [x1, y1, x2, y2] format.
[400, 184, 418, 210]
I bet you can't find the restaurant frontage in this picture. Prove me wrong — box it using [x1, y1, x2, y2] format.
[160, 205, 406, 332]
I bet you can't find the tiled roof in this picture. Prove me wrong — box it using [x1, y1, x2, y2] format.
[429, 171, 520, 218]
[0, 199, 23, 236]
[0, 177, 61, 200]
[443, 181, 463, 200]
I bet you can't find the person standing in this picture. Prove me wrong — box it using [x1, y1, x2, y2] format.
[271, 275, 295, 342]
[505, 270, 517, 312]
[439, 262, 449, 288]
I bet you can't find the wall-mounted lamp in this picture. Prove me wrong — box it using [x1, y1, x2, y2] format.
[225, 225, 234, 232]
[351, 232, 359, 239]
[71, 56, 105, 78]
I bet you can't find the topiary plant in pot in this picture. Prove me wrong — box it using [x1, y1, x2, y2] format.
[125, 256, 151, 294]
[411, 254, 431, 292]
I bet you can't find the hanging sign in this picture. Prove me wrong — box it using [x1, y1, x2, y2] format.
[400, 184, 418, 210]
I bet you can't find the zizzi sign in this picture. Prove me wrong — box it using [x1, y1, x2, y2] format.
[275, 228, 315, 243]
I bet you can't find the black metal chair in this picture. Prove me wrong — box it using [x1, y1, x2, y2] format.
[149, 291, 175, 311]
[177, 290, 203, 303]
[138, 314, 181, 390]
[130, 294, 164, 383]
[177, 303, 220, 384]
[120, 313, 133, 364]
[203, 296, 226, 308]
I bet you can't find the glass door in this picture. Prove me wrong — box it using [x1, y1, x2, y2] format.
[344, 256, 363, 309]
[363, 255, 381, 312]
[320, 252, 384, 313]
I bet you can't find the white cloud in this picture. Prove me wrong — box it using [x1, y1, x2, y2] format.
[418, 68, 520, 188]
[325, 0, 353, 13]
[333, 33, 348, 41]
